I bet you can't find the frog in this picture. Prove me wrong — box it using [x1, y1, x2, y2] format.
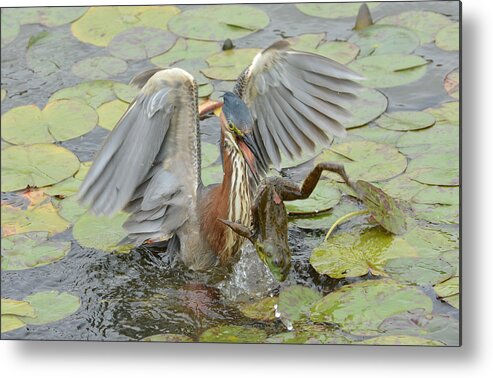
[219, 162, 350, 281]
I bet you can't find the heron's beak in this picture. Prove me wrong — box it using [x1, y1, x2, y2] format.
[238, 132, 261, 184]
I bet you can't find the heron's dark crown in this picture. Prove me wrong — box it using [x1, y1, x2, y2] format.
[222, 92, 253, 133]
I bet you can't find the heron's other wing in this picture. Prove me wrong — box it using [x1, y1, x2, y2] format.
[78, 68, 200, 245]
[235, 40, 364, 169]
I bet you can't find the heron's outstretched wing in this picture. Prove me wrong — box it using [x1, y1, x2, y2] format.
[78, 68, 200, 245]
[234, 40, 364, 169]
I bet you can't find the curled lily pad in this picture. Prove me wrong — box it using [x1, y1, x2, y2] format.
[1, 232, 71, 271]
[434, 276, 459, 309]
[278, 286, 322, 324]
[266, 324, 352, 344]
[109, 27, 176, 60]
[19, 291, 81, 325]
[168, 5, 269, 41]
[376, 111, 435, 131]
[377, 10, 453, 44]
[72, 56, 128, 80]
[444, 69, 459, 99]
[73, 212, 129, 252]
[310, 279, 433, 336]
[239, 296, 278, 321]
[296, 3, 380, 19]
[349, 25, 420, 56]
[343, 87, 388, 129]
[384, 257, 455, 286]
[316, 141, 407, 182]
[1, 144, 80, 192]
[1, 298, 36, 317]
[436, 22, 459, 51]
[97, 99, 128, 130]
[151, 38, 222, 67]
[71, 6, 180, 46]
[349, 54, 428, 88]
[310, 227, 417, 278]
[407, 153, 459, 186]
[286, 180, 341, 214]
[141, 334, 193, 342]
[359, 335, 443, 346]
[199, 325, 267, 343]
[203, 48, 261, 81]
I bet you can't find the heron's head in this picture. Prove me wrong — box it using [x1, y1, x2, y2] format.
[220, 92, 261, 181]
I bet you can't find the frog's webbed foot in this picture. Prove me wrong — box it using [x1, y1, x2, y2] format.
[217, 218, 254, 242]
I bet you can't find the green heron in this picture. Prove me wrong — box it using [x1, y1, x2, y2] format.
[78, 40, 363, 271]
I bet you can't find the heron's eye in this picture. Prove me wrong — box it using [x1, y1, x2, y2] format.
[228, 121, 235, 131]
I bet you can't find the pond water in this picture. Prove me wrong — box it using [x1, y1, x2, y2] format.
[1, 2, 460, 344]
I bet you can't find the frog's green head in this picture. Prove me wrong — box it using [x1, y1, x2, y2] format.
[218, 218, 291, 281]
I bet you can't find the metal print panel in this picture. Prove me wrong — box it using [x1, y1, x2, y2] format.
[0, 1, 461, 346]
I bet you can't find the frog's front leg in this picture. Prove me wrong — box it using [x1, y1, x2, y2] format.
[273, 162, 349, 201]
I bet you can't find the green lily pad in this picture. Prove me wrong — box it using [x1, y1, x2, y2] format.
[310, 279, 433, 336]
[348, 54, 428, 88]
[53, 196, 88, 224]
[1, 232, 71, 271]
[285, 180, 341, 214]
[198, 83, 214, 98]
[73, 212, 129, 252]
[45, 162, 91, 198]
[1, 203, 70, 237]
[266, 324, 352, 344]
[376, 111, 435, 131]
[141, 334, 193, 342]
[108, 27, 176, 60]
[403, 226, 458, 259]
[412, 186, 459, 205]
[376, 174, 426, 202]
[434, 276, 459, 309]
[1, 144, 80, 192]
[2, 100, 98, 144]
[384, 257, 455, 286]
[444, 69, 459, 99]
[1, 88, 6, 102]
[19, 291, 81, 325]
[349, 25, 420, 56]
[379, 310, 459, 346]
[201, 164, 223, 187]
[1, 298, 36, 317]
[413, 203, 459, 225]
[316, 141, 407, 182]
[71, 5, 180, 46]
[72, 56, 128, 80]
[425, 101, 459, 126]
[1, 315, 25, 333]
[2, 7, 87, 28]
[1, 12, 20, 47]
[348, 124, 404, 145]
[203, 48, 261, 81]
[199, 325, 267, 343]
[359, 335, 443, 346]
[296, 3, 380, 19]
[436, 22, 459, 51]
[343, 87, 388, 129]
[377, 10, 453, 44]
[239, 296, 278, 321]
[407, 152, 459, 186]
[397, 123, 459, 158]
[151, 38, 222, 68]
[310, 227, 417, 278]
[278, 286, 322, 324]
[201, 142, 220, 168]
[97, 99, 128, 130]
[354, 180, 408, 234]
[168, 5, 269, 41]
[113, 83, 139, 103]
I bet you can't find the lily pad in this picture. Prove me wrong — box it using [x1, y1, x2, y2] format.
[151, 38, 222, 68]
[141, 334, 193, 342]
[384, 257, 455, 285]
[71, 6, 180, 46]
[377, 10, 453, 44]
[97, 99, 128, 130]
[349, 24, 420, 56]
[376, 111, 435, 131]
[203, 48, 261, 81]
[413, 203, 459, 225]
[1, 12, 20, 47]
[199, 325, 267, 343]
[425, 101, 459, 126]
[342, 87, 388, 129]
[201, 164, 223, 186]
[239, 296, 278, 321]
[1, 144, 80, 192]
[376, 174, 426, 202]
[316, 141, 407, 182]
[310, 279, 433, 336]
[1, 88, 6, 102]
[359, 335, 443, 345]
[73, 212, 128, 252]
[412, 186, 459, 205]
[397, 123, 459, 158]
[310, 227, 417, 278]
[348, 124, 404, 145]
[50, 80, 119, 109]
[403, 226, 458, 259]
[198, 83, 214, 98]
[278, 286, 322, 324]
[407, 152, 459, 186]
[444, 69, 459, 99]
[1, 315, 25, 333]
[296, 3, 380, 19]
[1, 232, 71, 271]
[113, 83, 139, 103]
[2, 7, 87, 28]
[436, 22, 459, 51]
[201, 142, 220, 168]
[53, 196, 88, 224]
[168, 5, 269, 41]
[1, 298, 36, 317]
[285, 180, 341, 214]
[348, 54, 428, 88]
[266, 324, 352, 344]
[108, 27, 176, 60]
[19, 291, 81, 325]
[72, 56, 128, 80]
[434, 276, 459, 309]
[44, 162, 91, 198]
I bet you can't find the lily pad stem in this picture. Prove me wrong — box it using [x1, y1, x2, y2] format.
[324, 209, 369, 242]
